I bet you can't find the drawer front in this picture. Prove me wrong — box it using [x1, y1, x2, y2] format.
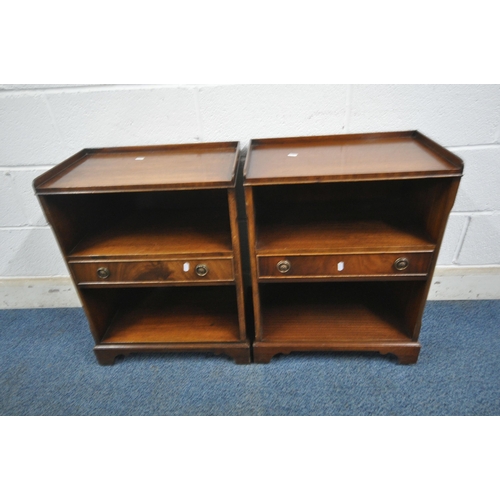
[258, 253, 432, 279]
[71, 259, 234, 285]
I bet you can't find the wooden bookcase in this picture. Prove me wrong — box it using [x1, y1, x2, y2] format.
[243, 131, 463, 364]
[34, 142, 250, 365]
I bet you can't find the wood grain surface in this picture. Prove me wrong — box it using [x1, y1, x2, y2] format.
[36, 142, 239, 193]
[71, 258, 234, 285]
[256, 218, 435, 254]
[101, 287, 240, 344]
[258, 252, 432, 279]
[259, 283, 411, 343]
[244, 131, 463, 185]
[243, 133, 463, 364]
[69, 208, 233, 258]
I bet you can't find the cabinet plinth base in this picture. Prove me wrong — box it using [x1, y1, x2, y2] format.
[252, 341, 421, 365]
[94, 342, 251, 366]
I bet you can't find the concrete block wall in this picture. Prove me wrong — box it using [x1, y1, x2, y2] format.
[1, 84, 499, 307]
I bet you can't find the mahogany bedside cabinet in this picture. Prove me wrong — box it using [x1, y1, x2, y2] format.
[243, 131, 463, 364]
[34, 142, 250, 365]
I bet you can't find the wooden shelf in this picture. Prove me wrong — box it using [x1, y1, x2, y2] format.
[256, 217, 435, 255]
[69, 208, 233, 259]
[35, 142, 239, 193]
[101, 287, 240, 344]
[259, 283, 411, 344]
[244, 131, 463, 185]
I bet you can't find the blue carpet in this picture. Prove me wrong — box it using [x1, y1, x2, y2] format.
[0, 301, 499, 415]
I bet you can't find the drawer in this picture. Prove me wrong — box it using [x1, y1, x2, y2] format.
[258, 253, 432, 279]
[70, 259, 234, 285]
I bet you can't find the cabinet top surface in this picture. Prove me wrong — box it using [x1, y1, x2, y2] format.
[35, 142, 239, 193]
[244, 131, 463, 184]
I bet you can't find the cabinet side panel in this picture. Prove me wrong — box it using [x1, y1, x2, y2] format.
[426, 179, 462, 241]
[228, 189, 247, 341]
[245, 186, 263, 341]
[37, 194, 111, 255]
[408, 178, 462, 340]
[36, 195, 119, 343]
[410, 179, 457, 242]
[78, 288, 122, 342]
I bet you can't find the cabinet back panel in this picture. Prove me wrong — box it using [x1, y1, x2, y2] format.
[258, 282, 421, 342]
[253, 179, 448, 223]
[251, 180, 448, 253]
[41, 190, 232, 258]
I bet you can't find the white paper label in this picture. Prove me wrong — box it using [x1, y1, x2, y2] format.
[183, 262, 190, 272]
[337, 261, 344, 271]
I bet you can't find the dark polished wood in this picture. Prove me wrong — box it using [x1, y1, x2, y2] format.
[252, 342, 421, 365]
[101, 287, 240, 344]
[244, 131, 463, 363]
[67, 195, 233, 259]
[244, 186, 264, 342]
[258, 282, 413, 341]
[35, 142, 239, 193]
[408, 177, 462, 340]
[244, 131, 463, 185]
[68, 212, 233, 259]
[256, 219, 435, 255]
[34, 141, 250, 364]
[227, 188, 248, 341]
[258, 252, 432, 280]
[70, 258, 234, 286]
[94, 342, 251, 366]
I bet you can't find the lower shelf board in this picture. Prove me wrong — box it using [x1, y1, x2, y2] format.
[100, 286, 241, 344]
[259, 282, 415, 344]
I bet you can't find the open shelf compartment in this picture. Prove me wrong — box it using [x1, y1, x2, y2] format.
[258, 281, 425, 344]
[40, 189, 234, 259]
[81, 286, 242, 345]
[251, 178, 450, 255]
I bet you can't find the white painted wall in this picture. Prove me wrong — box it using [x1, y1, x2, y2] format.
[1, 84, 499, 307]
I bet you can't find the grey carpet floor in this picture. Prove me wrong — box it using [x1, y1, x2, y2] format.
[1, 300, 499, 415]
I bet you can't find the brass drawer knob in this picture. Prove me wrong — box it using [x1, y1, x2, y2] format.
[97, 267, 110, 279]
[394, 258, 409, 271]
[195, 264, 209, 277]
[277, 260, 291, 274]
